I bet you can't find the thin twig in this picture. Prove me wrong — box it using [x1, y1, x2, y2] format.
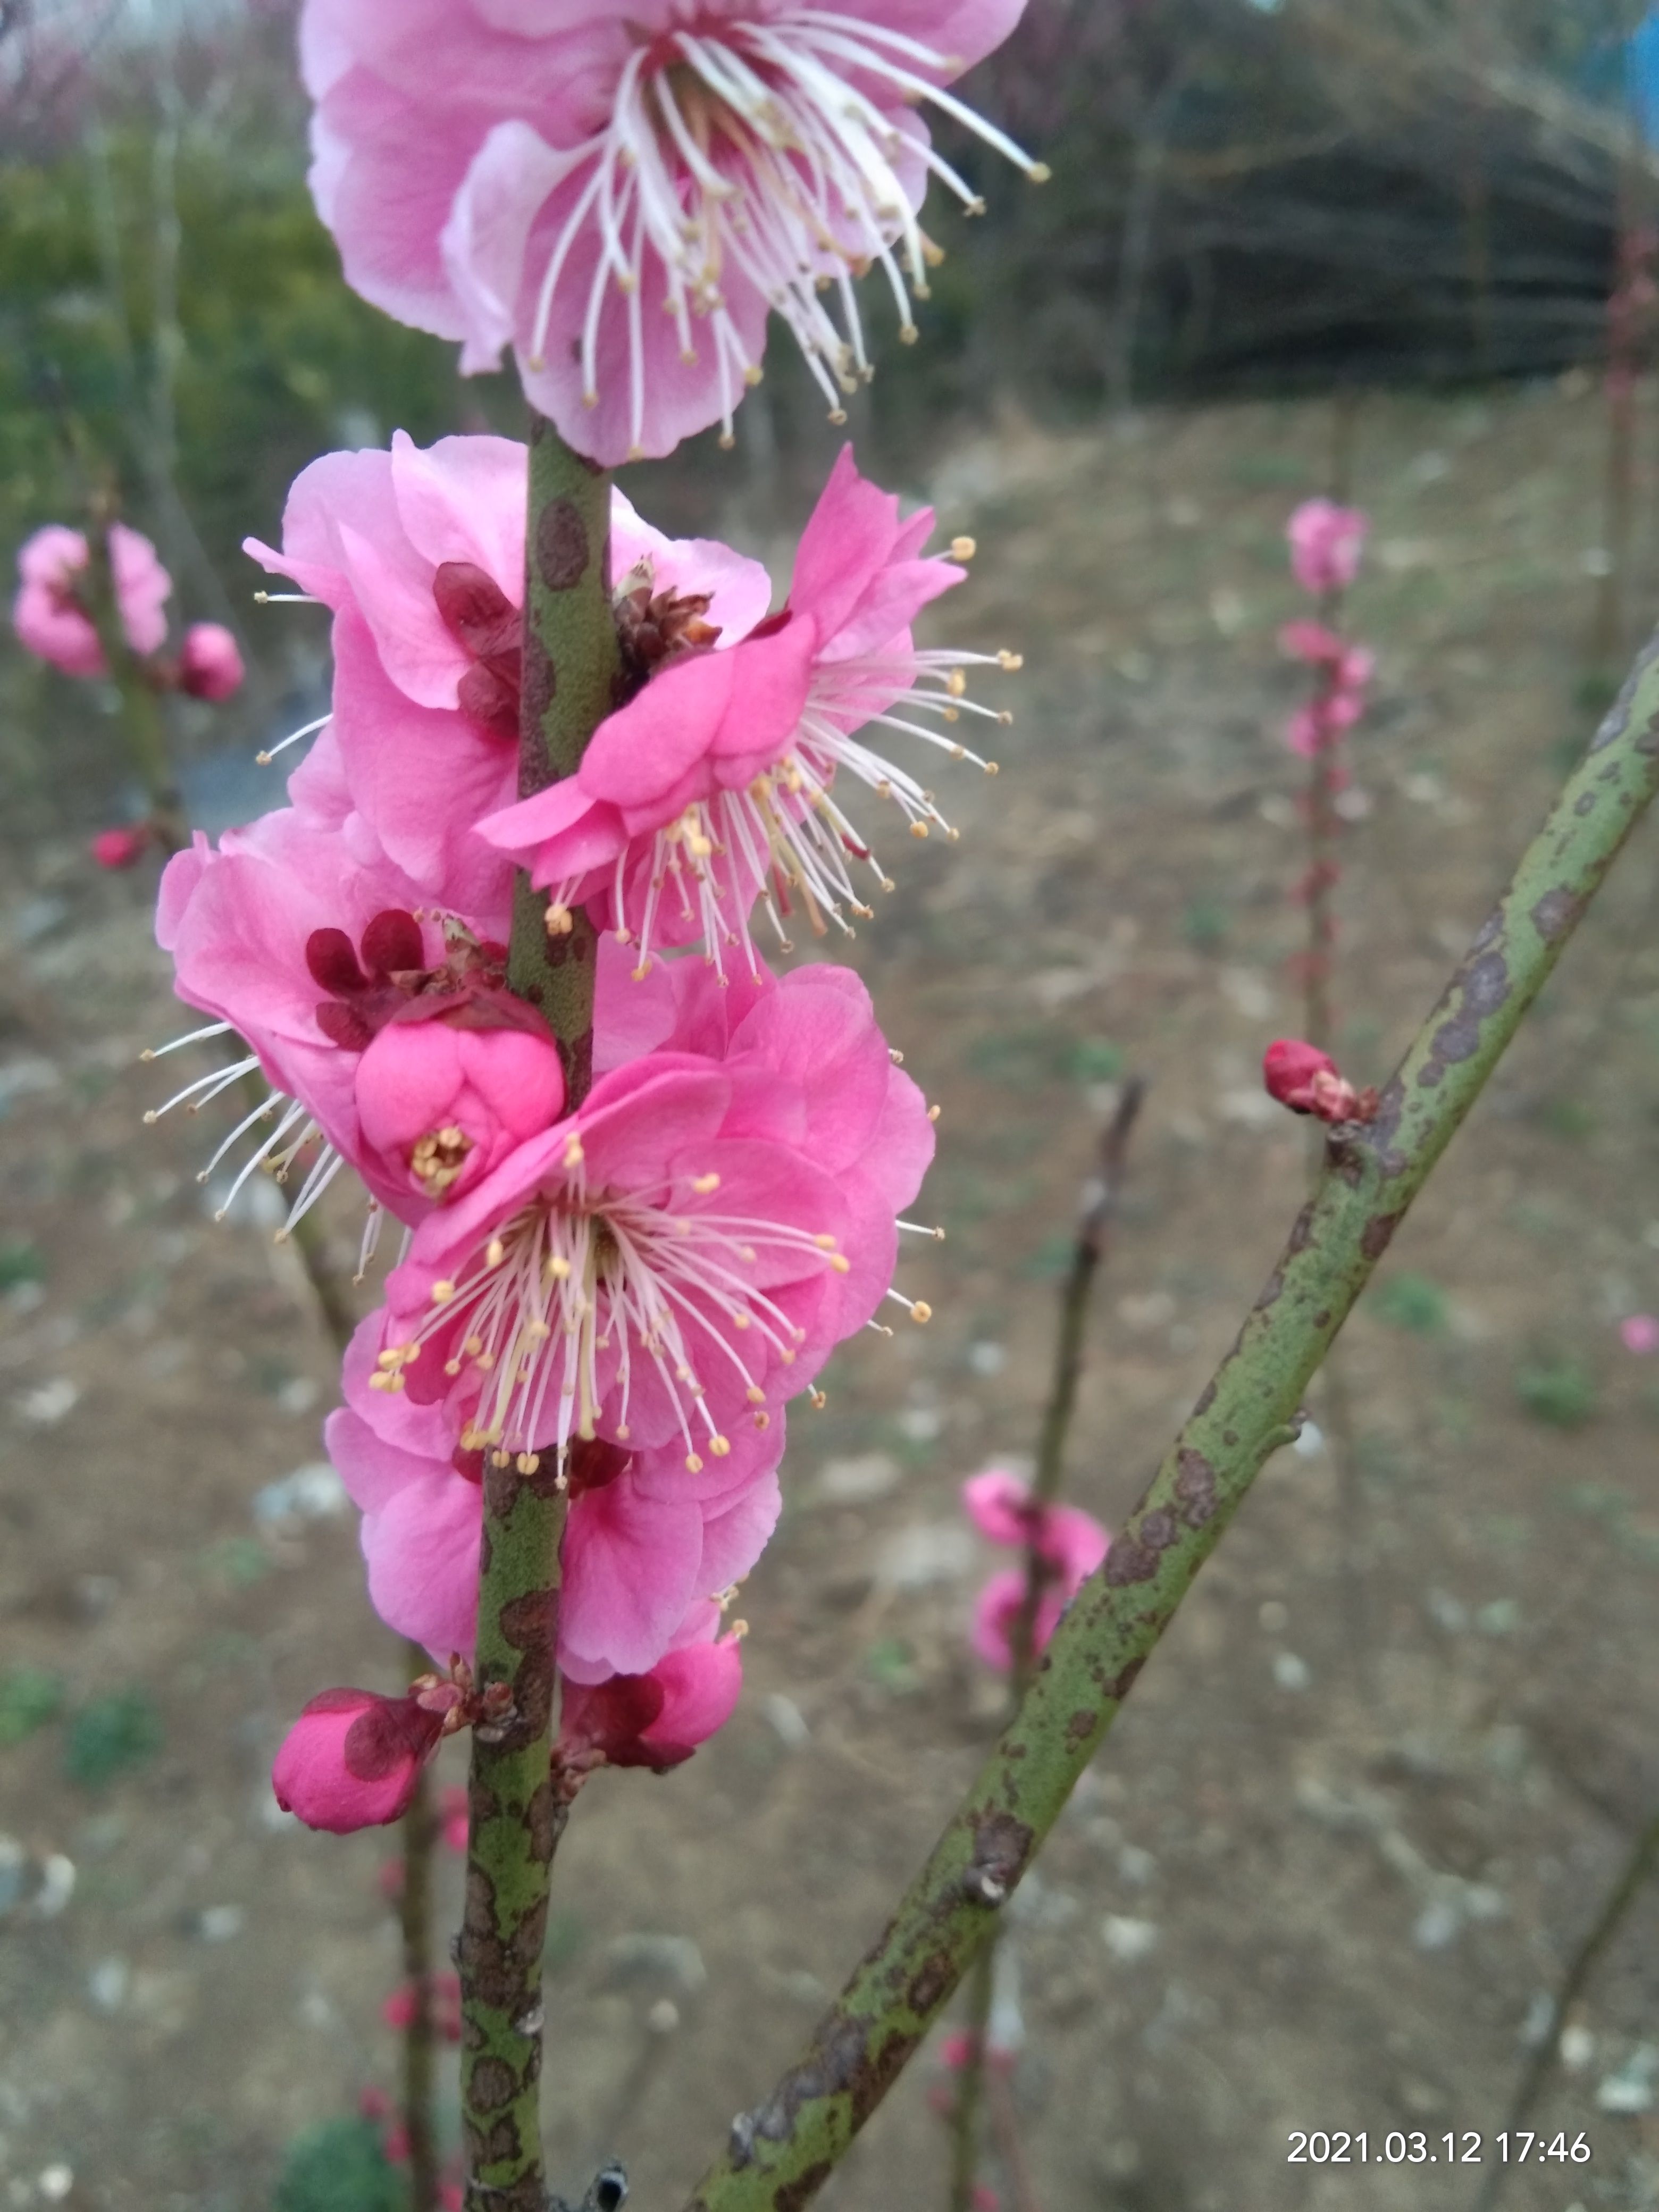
[948, 1080, 1145, 2209]
[1471, 1808, 1659, 2212]
[682, 627, 1659, 2212]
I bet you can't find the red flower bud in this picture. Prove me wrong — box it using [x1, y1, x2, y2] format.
[91, 825, 150, 870]
[1262, 1038, 1377, 1125]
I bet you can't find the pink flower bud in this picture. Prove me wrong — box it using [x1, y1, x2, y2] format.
[91, 825, 150, 870]
[272, 1688, 443, 1833]
[354, 1017, 566, 1203]
[382, 1972, 462, 2041]
[1279, 618, 1346, 667]
[1287, 499, 1369, 597]
[1262, 1038, 1377, 1125]
[1620, 1314, 1659, 1355]
[177, 622, 245, 701]
[439, 1783, 469, 1853]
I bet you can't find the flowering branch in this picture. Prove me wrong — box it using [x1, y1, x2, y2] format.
[458, 420, 619, 2212]
[682, 632, 1659, 2212]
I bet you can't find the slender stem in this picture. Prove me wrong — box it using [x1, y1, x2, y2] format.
[947, 1079, 1144, 2210]
[398, 1737, 440, 2212]
[984, 2067, 1040, 2212]
[459, 420, 618, 2212]
[82, 510, 187, 848]
[682, 631, 1659, 2212]
[1471, 1808, 1659, 2212]
[944, 1949, 995, 2212]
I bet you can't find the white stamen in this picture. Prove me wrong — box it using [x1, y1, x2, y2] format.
[520, 6, 1044, 435]
[385, 1161, 883, 1464]
[256, 713, 330, 767]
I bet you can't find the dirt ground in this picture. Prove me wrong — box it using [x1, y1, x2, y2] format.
[2, 380, 1658, 2212]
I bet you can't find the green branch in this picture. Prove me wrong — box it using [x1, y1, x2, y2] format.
[459, 423, 618, 2212]
[683, 634, 1659, 2212]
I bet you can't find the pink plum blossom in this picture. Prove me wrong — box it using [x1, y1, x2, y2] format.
[962, 1467, 1108, 1673]
[558, 1602, 745, 1771]
[368, 958, 933, 1471]
[1620, 1314, 1659, 1355]
[245, 431, 770, 909]
[1287, 499, 1369, 598]
[300, 0, 1043, 463]
[153, 795, 510, 1230]
[13, 521, 171, 676]
[177, 622, 246, 700]
[329, 1310, 784, 1679]
[482, 446, 1014, 974]
[272, 1687, 446, 1832]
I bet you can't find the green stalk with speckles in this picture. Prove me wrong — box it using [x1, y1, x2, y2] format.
[458, 421, 618, 2212]
[682, 634, 1659, 2212]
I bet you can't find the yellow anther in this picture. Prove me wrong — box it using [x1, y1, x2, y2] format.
[985, 761, 1001, 776]
[563, 1136, 585, 1169]
[376, 1349, 401, 1369]
[685, 1452, 705, 1472]
[709, 1435, 732, 1458]
[1028, 161, 1052, 182]
[526, 1319, 551, 1342]
[812, 1234, 839, 1250]
[691, 1172, 720, 1195]
[950, 536, 976, 561]
[743, 364, 764, 387]
[911, 1301, 933, 1325]
[444, 1359, 462, 1377]
[810, 1388, 827, 1410]
[752, 1410, 770, 1430]
[368, 1371, 393, 1392]
[998, 650, 1024, 671]
[890, 1048, 904, 1064]
[928, 1104, 942, 1122]
[547, 1256, 572, 1280]
[491, 1450, 511, 1468]
[899, 323, 919, 345]
[475, 1352, 496, 1372]
[730, 1618, 750, 1640]
[431, 1279, 456, 1304]
[485, 1237, 506, 1267]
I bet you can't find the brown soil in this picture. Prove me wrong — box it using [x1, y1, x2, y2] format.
[2, 381, 1657, 2212]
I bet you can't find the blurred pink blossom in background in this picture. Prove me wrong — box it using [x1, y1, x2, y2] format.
[13, 522, 171, 676]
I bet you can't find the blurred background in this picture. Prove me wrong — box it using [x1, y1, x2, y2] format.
[3, 2, 1659, 2207]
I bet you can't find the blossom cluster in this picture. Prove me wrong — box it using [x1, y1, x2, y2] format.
[962, 1467, 1108, 1674]
[1280, 498, 1372, 763]
[148, 429, 1014, 1828]
[11, 521, 246, 867]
